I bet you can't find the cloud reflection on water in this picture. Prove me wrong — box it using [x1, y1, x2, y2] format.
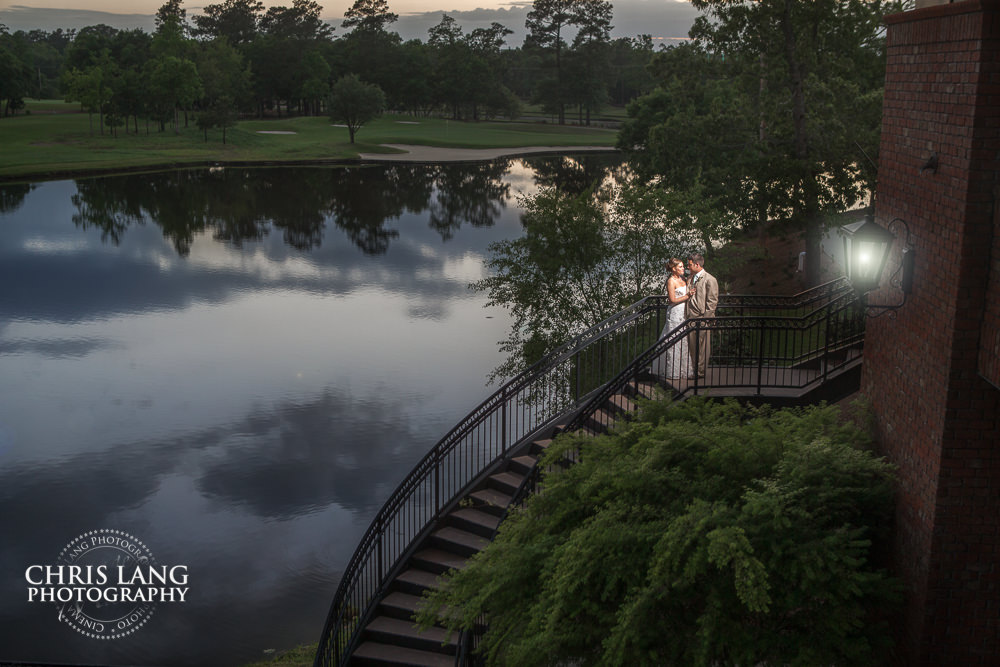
[0, 156, 621, 665]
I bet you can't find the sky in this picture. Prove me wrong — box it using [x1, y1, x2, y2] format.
[0, 0, 699, 43]
[1, 0, 690, 16]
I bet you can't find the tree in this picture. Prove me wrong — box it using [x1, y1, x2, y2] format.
[152, 0, 190, 60]
[155, 0, 188, 33]
[608, 35, 654, 106]
[471, 180, 694, 381]
[338, 0, 401, 101]
[196, 38, 250, 141]
[148, 55, 202, 134]
[419, 398, 900, 666]
[468, 22, 516, 120]
[63, 24, 119, 72]
[196, 98, 237, 142]
[341, 0, 398, 34]
[428, 15, 473, 119]
[253, 0, 333, 115]
[328, 74, 385, 144]
[16, 29, 67, 99]
[260, 0, 333, 41]
[684, 0, 897, 284]
[566, 0, 613, 125]
[525, 0, 577, 124]
[525, 0, 612, 125]
[0, 36, 32, 116]
[108, 28, 152, 134]
[393, 39, 434, 115]
[62, 51, 118, 134]
[619, 43, 757, 259]
[297, 48, 331, 115]
[191, 0, 264, 47]
[426, 16, 515, 120]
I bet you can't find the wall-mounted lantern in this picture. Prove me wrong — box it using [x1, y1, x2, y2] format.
[839, 213, 914, 314]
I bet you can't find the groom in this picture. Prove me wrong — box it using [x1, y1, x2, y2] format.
[685, 253, 719, 379]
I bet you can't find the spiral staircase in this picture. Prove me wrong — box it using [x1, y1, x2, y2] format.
[314, 278, 865, 666]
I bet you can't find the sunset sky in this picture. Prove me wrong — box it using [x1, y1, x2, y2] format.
[0, 0, 699, 42]
[1, 0, 692, 18]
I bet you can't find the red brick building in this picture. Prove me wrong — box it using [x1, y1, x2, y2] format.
[862, 1, 1000, 663]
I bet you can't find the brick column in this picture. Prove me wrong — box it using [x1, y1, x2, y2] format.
[863, 2, 1000, 663]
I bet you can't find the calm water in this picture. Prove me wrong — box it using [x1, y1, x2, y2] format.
[0, 156, 618, 666]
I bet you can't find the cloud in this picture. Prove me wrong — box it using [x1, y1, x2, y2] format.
[0, 336, 123, 358]
[0, 4, 157, 32]
[2, 1, 697, 43]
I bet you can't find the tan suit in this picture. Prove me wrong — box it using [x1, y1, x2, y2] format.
[685, 269, 719, 377]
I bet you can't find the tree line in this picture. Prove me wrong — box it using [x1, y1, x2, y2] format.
[476, 0, 902, 381]
[0, 0, 655, 134]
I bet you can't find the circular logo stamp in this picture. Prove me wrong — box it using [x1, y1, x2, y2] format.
[55, 529, 157, 639]
[25, 529, 189, 640]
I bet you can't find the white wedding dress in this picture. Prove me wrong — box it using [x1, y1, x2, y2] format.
[651, 284, 690, 380]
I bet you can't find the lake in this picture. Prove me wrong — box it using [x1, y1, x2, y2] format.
[0, 155, 618, 666]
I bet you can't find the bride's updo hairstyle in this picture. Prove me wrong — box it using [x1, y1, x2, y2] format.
[668, 258, 684, 274]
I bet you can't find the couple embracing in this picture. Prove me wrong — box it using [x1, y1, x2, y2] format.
[651, 253, 719, 381]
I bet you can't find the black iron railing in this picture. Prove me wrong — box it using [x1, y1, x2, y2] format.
[447, 282, 861, 664]
[568, 286, 864, 435]
[314, 294, 672, 666]
[313, 277, 854, 667]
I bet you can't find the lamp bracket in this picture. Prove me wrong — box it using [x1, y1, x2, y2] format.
[863, 217, 914, 318]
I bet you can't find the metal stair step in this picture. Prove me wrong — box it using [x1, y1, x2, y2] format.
[634, 381, 659, 399]
[411, 548, 468, 575]
[531, 438, 553, 453]
[353, 641, 455, 667]
[380, 591, 425, 618]
[431, 526, 488, 557]
[588, 408, 615, 430]
[509, 454, 538, 474]
[608, 393, 636, 413]
[365, 616, 457, 654]
[469, 487, 513, 515]
[488, 470, 525, 494]
[448, 507, 500, 537]
[394, 568, 440, 596]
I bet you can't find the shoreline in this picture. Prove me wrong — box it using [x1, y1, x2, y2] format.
[357, 144, 620, 163]
[0, 145, 621, 184]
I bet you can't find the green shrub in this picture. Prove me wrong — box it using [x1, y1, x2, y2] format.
[418, 398, 899, 666]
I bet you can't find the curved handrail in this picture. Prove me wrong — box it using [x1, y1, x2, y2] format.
[444, 287, 864, 662]
[564, 289, 864, 436]
[718, 276, 850, 312]
[313, 277, 854, 667]
[500, 288, 865, 546]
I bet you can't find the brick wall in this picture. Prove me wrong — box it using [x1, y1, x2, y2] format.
[863, 2, 1000, 663]
[981, 191, 1000, 387]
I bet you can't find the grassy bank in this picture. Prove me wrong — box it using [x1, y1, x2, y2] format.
[241, 643, 317, 667]
[0, 101, 618, 182]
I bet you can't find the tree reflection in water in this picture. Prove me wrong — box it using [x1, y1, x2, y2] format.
[69, 156, 621, 257]
[68, 161, 540, 256]
[0, 183, 36, 214]
[525, 153, 621, 197]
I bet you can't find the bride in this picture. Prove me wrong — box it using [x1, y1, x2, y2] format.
[651, 258, 692, 380]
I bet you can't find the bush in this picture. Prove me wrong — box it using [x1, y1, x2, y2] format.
[418, 398, 899, 666]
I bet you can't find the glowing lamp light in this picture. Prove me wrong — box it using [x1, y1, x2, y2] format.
[839, 214, 896, 294]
